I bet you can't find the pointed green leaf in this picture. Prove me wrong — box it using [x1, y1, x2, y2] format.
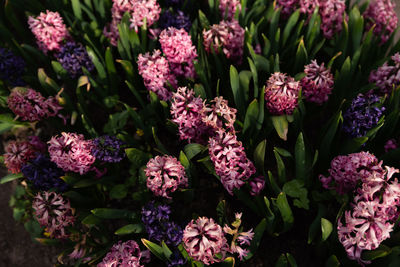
[321, 218, 333, 241]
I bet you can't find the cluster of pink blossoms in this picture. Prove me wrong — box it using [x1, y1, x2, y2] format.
[202, 96, 237, 132]
[32, 192, 75, 239]
[219, 0, 241, 20]
[48, 132, 96, 175]
[145, 155, 188, 199]
[98, 240, 150, 267]
[28, 10, 70, 53]
[301, 60, 334, 105]
[8, 87, 62, 121]
[209, 130, 256, 195]
[159, 27, 198, 79]
[203, 20, 245, 65]
[104, 0, 161, 46]
[3, 136, 46, 173]
[363, 0, 398, 44]
[183, 214, 253, 265]
[319, 151, 383, 194]
[264, 72, 301, 115]
[384, 139, 398, 152]
[338, 166, 400, 264]
[276, 0, 317, 18]
[369, 53, 400, 95]
[137, 50, 177, 101]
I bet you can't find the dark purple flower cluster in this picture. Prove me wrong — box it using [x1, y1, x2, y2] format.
[0, 47, 26, 86]
[91, 135, 125, 163]
[21, 154, 67, 192]
[55, 42, 94, 78]
[343, 93, 385, 138]
[141, 201, 183, 247]
[168, 251, 187, 267]
[159, 10, 191, 32]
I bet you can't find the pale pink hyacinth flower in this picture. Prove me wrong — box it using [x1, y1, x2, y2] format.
[209, 129, 256, 195]
[384, 139, 398, 152]
[98, 240, 150, 267]
[369, 52, 400, 95]
[223, 213, 254, 261]
[8, 87, 62, 122]
[4, 141, 36, 173]
[319, 0, 346, 39]
[103, 0, 161, 46]
[170, 87, 211, 144]
[301, 60, 334, 105]
[183, 217, 228, 265]
[202, 96, 237, 132]
[48, 132, 96, 175]
[219, 0, 241, 20]
[159, 27, 198, 79]
[145, 155, 188, 199]
[338, 167, 400, 264]
[137, 49, 177, 101]
[363, 0, 398, 44]
[249, 176, 265, 196]
[264, 72, 300, 115]
[28, 10, 70, 53]
[203, 19, 245, 65]
[32, 191, 75, 239]
[319, 151, 384, 194]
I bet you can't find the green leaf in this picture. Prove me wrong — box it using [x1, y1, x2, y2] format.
[362, 245, 392, 261]
[294, 39, 308, 73]
[0, 173, 23, 184]
[295, 133, 306, 181]
[286, 253, 298, 267]
[125, 148, 151, 169]
[179, 151, 190, 169]
[216, 200, 226, 225]
[274, 150, 286, 184]
[184, 144, 205, 160]
[325, 255, 340, 267]
[320, 111, 342, 162]
[214, 257, 235, 267]
[71, 0, 82, 20]
[73, 178, 99, 188]
[253, 139, 267, 173]
[91, 208, 137, 220]
[243, 99, 259, 135]
[275, 254, 288, 267]
[141, 238, 167, 261]
[271, 115, 289, 141]
[321, 218, 333, 241]
[282, 10, 300, 46]
[82, 214, 102, 226]
[283, 179, 309, 210]
[230, 65, 245, 116]
[110, 184, 128, 199]
[276, 192, 294, 232]
[244, 219, 267, 260]
[161, 241, 173, 259]
[198, 10, 210, 29]
[115, 224, 144, 235]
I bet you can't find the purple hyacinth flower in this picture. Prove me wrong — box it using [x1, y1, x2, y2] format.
[0, 47, 26, 86]
[159, 10, 191, 32]
[91, 135, 125, 163]
[165, 222, 183, 246]
[55, 41, 94, 78]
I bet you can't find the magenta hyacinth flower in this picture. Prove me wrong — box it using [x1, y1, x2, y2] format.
[28, 10, 70, 53]
[170, 87, 211, 144]
[98, 240, 150, 267]
[219, 0, 241, 20]
[4, 141, 35, 174]
[369, 52, 400, 95]
[145, 155, 188, 199]
[384, 139, 398, 152]
[48, 132, 96, 175]
[203, 20, 245, 65]
[159, 27, 198, 79]
[276, 0, 298, 18]
[223, 213, 254, 261]
[264, 72, 300, 115]
[249, 176, 265, 196]
[209, 130, 256, 195]
[103, 0, 161, 46]
[32, 191, 75, 239]
[183, 217, 228, 265]
[137, 49, 177, 101]
[202, 96, 237, 132]
[8, 87, 62, 122]
[301, 60, 334, 105]
[319, 0, 346, 39]
[319, 151, 384, 194]
[363, 0, 398, 44]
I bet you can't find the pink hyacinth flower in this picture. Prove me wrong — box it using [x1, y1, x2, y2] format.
[202, 96, 237, 132]
[319, 0, 346, 39]
[183, 217, 228, 265]
[209, 129, 256, 194]
[28, 10, 70, 53]
[4, 141, 35, 174]
[249, 176, 265, 196]
[145, 155, 188, 199]
[301, 60, 334, 105]
[369, 52, 400, 95]
[264, 72, 300, 115]
[159, 27, 198, 79]
[98, 240, 149, 267]
[48, 132, 95, 175]
[219, 0, 242, 20]
[137, 49, 177, 101]
[32, 191, 75, 239]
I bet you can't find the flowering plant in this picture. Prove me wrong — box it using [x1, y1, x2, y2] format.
[1, 0, 400, 266]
